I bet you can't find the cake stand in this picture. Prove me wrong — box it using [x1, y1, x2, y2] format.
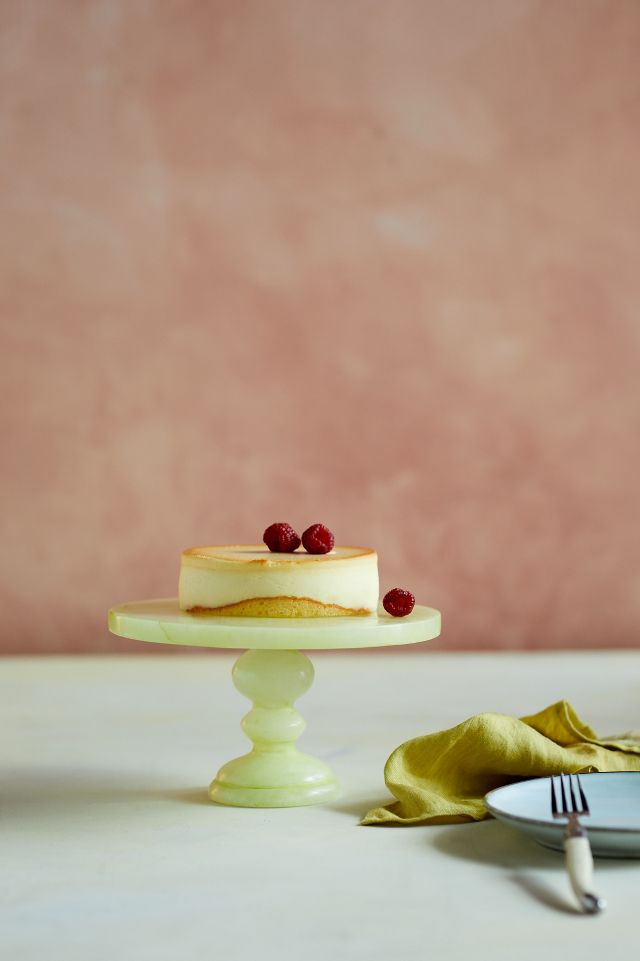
[108, 599, 441, 808]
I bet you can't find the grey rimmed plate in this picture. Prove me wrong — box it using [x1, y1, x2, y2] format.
[484, 772, 640, 858]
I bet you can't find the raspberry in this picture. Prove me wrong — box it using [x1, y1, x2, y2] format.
[383, 588, 415, 617]
[301, 523, 335, 555]
[263, 522, 301, 553]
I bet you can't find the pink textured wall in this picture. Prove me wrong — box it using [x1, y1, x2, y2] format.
[1, 0, 639, 653]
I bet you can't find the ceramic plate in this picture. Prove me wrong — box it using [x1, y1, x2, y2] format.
[484, 772, 640, 858]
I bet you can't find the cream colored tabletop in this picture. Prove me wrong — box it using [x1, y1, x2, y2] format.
[2, 651, 639, 961]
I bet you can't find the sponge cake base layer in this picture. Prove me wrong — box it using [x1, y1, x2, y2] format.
[186, 596, 372, 617]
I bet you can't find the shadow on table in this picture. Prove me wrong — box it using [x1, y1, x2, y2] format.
[431, 819, 636, 914]
[328, 796, 391, 819]
[431, 821, 576, 913]
[2, 770, 394, 822]
[326, 799, 585, 914]
[0, 767, 212, 818]
[431, 818, 557, 868]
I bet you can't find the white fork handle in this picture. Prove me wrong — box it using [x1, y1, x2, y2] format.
[564, 835, 606, 914]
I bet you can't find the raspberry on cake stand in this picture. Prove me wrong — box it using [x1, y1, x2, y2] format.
[108, 601, 441, 808]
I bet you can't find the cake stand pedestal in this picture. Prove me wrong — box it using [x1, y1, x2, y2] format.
[108, 600, 441, 808]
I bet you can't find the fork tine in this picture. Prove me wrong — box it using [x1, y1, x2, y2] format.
[559, 772, 569, 813]
[550, 776, 558, 815]
[568, 773, 579, 813]
[575, 773, 590, 815]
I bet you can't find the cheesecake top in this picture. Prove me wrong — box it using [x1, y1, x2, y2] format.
[181, 545, 377, 569]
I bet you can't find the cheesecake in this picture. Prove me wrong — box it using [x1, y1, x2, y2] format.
[179, 545, 379, 617]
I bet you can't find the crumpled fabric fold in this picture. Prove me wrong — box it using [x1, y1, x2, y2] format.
[362, 701, 640, 825]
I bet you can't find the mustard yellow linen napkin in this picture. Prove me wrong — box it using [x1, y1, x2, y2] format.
[362, 701, 640, 825]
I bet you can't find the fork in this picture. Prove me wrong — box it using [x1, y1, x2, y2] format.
[550, 773, 606, 914]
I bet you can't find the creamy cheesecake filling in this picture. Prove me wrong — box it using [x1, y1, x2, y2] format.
[179, 545, 379, 614]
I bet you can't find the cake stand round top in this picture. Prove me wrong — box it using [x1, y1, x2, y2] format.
[108, 599, 441, 650]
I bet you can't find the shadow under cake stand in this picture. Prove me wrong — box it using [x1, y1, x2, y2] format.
[108, 599, 441, 808]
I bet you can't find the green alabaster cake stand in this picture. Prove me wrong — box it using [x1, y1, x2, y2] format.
[108, 599, 441, 808]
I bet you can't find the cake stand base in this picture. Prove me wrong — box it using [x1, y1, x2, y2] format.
[108, 599, 442, 809]
[208, 649, 341, 808]
[209, 757, 340, 808]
